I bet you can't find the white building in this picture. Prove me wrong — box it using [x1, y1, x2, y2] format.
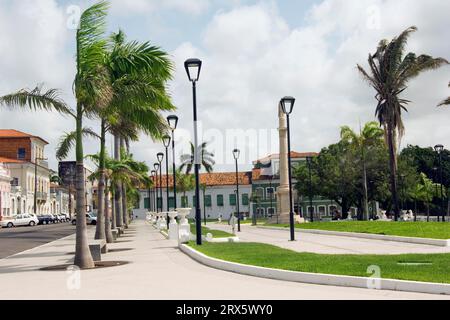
[0, 162, 12, 219]
[50, 183, 75, 217]
[133, 172, 253, 220]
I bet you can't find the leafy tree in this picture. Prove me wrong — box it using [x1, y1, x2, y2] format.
[175, 170, 195, 207]
[410, 173, 446, 221]
[357, 26, 448, 221]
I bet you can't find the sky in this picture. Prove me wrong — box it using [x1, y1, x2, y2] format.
[0, 0, 449, 173]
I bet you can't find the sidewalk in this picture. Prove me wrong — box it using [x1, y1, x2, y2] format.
[207, 223, 450, 254]
[0, 220, 448, 300]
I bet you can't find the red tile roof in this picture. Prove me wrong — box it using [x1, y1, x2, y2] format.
[0, 156, 26, 164]
[151, 172, 252, 188]
[0, 129, 49, 144]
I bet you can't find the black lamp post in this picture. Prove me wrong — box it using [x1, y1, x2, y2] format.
[185, 58, 203, 245]
[153, 163, 160, 213]
[157, 152, 164, 224]
[280, 96, 296, 242]
[151, 170, 156, 212]
[167, 115, 179, 210]
[163, 136, 171, 227]
[435, 144, 445, 222]
[233, 149, 241, 232]
[306, 156, 314, 223]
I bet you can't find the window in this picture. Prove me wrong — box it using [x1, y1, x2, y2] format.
[267, 207, 276, 216]
[144, 198, 150, 209]
[157, 197, 162, 209]
[193, 196, 197, 208]
[217, 195, 224, 207]
[11, 178, 19, 187]
[256, 187, 265, 199]
[242, 194, 249, 206]
[205, 195, 212, 207]
[229, 194, 236, 206]
[168, 197, 175, 209]
[17, 148, 26, 160]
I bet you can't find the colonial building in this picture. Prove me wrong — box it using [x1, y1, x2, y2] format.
[134, 172, 253, 220]
[50, 183, 75, 217]
[0, 130, 51, 215]
[0, 162, 12, 219]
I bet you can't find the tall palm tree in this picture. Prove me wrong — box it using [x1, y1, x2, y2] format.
[1, 1, 111, 269]
[340, 122, 385, 220]
[180, 142, 215, 174]
[357, 26, 448, 221]
[174, 170, 195, 207]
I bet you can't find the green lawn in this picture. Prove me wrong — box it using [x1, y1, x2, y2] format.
[190, 223, 235, 238]
[264, 221, 450, 239]
[189, 242, 450, 284]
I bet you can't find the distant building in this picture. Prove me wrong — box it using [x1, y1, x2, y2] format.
[0, 162, 12, 219]
[50, 183, 75, 217]
[133, 172, 253, 220]
[0, 129, 51, 215]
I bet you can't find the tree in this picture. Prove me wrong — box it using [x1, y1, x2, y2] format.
[357, 26, 448, 221]
[175, 170, 195, 207]
[0, 1, 112, 269]
[180, 142, 215, 174]
[250, 192, 262, 225]
[410, 173, 446, 221]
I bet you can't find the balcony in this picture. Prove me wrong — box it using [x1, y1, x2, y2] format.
[11, 186, 22, 194]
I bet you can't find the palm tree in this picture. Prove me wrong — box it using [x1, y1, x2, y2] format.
[357, 26, 448, 221]
[175, 170, 195, 207]
[411, 173, 446, 221]
[340, 122, 385, 220]
[180, 142, 215, 174]
[438, 82, 450, 106]
[0, 1, 111, 269]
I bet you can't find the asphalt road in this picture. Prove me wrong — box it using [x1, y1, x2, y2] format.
[0, 223, 76, 259]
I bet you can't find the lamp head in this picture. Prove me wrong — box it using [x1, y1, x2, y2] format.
[153, 163, 160, 171]
[162, 135, 171, 148]
[280, 96, 296, 115]
[157, 152, 164, 163]
[233, 148, 240, 160]
[167, 115, 179, 131]
[184, 58, 202, 82]
[434, 144, 444, 154]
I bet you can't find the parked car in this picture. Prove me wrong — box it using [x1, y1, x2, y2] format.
[38, 214, 57, 225]
[59, 214, 70, 222]
[1, 214, 39, 228]
[54, 214, 66, 223]
[71, 213, 97, 226]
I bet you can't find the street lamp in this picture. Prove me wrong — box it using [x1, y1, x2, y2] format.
[153, 163, 160, 213]
[434, 144, 445, 222]
[157, 153, 164, 219]
[280, 96, 296, 241]
[34, 157, 48, 215]
[233, 149, 241, 232]
[151, 170, 156, 212]
[185, 58, 203, 245]
[163, 136, 171, 227]
[306, 156, 314, 223]
[167, 115, 179, 211]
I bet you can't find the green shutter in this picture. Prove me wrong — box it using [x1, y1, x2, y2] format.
[144, 198, 150, 209]
[205, 195, 212, 207]
[168, 197, 175, 209]
[181, 196, 188, 207]
[193, 196, 196, 208]
[217, 195, 224, 207]
[242, 194, 249, 206]
[157, 197, 162, 209]
[229, 194, 236, 206]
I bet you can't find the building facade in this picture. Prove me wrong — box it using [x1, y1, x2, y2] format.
[0, 162, 12, 219]
[133, 172, 253, 220]
[0, 130, 52, 216]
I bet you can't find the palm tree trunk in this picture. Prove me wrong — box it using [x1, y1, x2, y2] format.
[387, 124, 400, 221]
[120, 137, 128, 227]
[104, 177, 113, 243]
[111, 187, 116, 229]
[74, 107, 95, 269]
[95, 120, 106, 240]
[114, 134, 123, 228]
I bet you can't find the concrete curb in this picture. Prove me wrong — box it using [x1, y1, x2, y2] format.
[180, 244, 450, 296]
[258, 226, 450, 247]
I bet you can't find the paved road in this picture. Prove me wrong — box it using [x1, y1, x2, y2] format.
[0, 223, 76, 259]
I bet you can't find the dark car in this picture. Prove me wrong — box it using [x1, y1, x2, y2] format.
[38, 215, 56, 225]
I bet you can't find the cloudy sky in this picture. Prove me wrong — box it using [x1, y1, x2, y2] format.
[0, 0, 448, 173]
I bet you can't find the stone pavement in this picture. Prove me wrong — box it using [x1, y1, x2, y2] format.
[207, 223, 450, 255]
[0, 220, 448, 300]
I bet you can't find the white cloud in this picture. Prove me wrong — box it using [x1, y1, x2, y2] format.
[110, 0, 210, 16]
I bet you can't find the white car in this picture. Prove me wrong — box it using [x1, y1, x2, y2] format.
[1, 214, 39, 228]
